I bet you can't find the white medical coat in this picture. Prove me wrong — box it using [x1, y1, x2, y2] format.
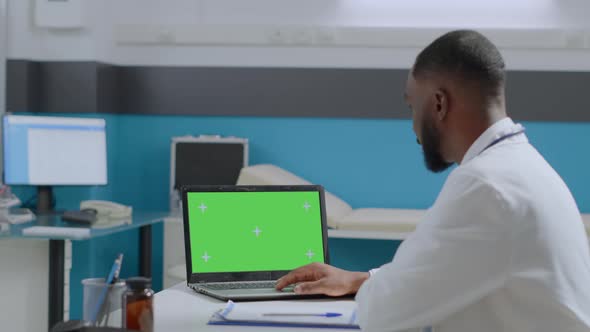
[356, 118, 590, 332]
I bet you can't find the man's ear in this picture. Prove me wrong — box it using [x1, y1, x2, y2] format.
[434, 89, 449, 121]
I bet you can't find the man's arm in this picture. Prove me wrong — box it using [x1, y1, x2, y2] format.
[277, 173, 512, 331]
[356, 174, 512, 331]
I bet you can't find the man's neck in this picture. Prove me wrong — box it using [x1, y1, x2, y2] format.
[454, 107, 507, 164]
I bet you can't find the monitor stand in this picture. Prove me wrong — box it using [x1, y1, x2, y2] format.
[37, 185, 54, 214]
[36, 185, 66, 328]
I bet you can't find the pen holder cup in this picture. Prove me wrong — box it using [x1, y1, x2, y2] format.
[82, 278, 127, 327]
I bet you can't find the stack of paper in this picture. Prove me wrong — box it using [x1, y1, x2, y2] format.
[0, 189, 33, 225]
[209, 300, 360, 329]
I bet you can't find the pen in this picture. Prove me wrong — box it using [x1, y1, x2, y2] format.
[263, 312, 342, 318]
[91, 253, 124, 325]
[109, 253, 123, 284]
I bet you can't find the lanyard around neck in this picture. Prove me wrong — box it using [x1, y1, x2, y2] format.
[480, 128, 526, 154]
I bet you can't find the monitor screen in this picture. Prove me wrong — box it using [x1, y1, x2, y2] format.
[186, 190, 325, 273]
[174, 142, 245, 190]
[3, 115, 107, 185]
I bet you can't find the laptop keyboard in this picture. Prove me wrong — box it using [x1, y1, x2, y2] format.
[202, 281, 278, 290]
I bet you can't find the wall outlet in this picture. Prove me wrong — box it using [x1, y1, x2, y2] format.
[288, 28, 313, 45]
[314, 28, 335, 45]
[267, 28, 286, 44]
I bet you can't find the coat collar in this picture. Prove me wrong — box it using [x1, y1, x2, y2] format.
[461, 117, 526, 164]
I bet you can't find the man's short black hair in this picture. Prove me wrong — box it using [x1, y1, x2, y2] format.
[413, 30, 506, 100]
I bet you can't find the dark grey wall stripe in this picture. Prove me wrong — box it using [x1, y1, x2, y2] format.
[41, 61, 99, 114]
[6, 59, 590, 121]
[97, 63, 123, 114]
[6, 59, 41, 112]
[116, 66, 402, 118]
[505, 71, 589, 122]
[7, 60, 99, 113]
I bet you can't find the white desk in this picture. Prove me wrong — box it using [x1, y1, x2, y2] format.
[155, 282, 357, 332]
[0, 211, 170, 332]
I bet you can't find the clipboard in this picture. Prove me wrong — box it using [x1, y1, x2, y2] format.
[208, 300, 360, 329]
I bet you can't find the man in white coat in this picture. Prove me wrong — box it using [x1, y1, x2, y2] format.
[276, 30, 590, 332]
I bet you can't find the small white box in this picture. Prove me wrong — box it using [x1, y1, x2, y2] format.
[34, 0, 84, 29]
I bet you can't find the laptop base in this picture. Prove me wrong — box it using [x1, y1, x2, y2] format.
[188, 283, 335, 302]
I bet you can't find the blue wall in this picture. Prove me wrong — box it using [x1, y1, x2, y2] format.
[108, 114, 590, 211]
[12, 113, 590, 319]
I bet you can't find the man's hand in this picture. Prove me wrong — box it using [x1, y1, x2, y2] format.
[275, 262, 369, 296]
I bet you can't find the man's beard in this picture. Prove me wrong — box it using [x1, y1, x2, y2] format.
[419, 120, 453, 173]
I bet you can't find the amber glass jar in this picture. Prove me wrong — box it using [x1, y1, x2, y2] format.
[122, 277, 154, 331]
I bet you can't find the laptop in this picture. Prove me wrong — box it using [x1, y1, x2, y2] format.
[181, 184, 330, 301]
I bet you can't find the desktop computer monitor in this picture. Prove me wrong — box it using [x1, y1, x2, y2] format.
[3, 115, 107, 211]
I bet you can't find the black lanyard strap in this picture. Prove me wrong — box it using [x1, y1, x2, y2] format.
[481, 128, 526, 154]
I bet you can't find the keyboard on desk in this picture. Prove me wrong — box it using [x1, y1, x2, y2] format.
[189, 279, 300, 300]
[201, 281, 277, 290]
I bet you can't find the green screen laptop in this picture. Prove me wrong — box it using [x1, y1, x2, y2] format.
[182, 185, 329, 301]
